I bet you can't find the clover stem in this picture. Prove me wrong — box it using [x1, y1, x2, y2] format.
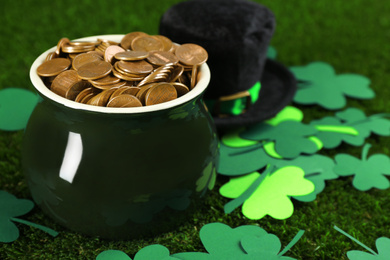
[11, 217, 59, 237]
[361, 143, 372, 161]
[333, 225, 377, 255]
[223, 165, 274, 214]
[278, 230, 305, 256]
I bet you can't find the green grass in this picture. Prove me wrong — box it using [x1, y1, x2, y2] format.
[1, 0, 390, 259]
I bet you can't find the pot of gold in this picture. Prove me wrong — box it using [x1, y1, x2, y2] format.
[23, 33, 218, 240]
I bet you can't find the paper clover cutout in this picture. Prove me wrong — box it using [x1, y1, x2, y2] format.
[241, 121, 319, 159]
[97, 245, 180, 260]
[173, 222, 304, 260]
[334, 143, 390, 191]
[335, 225, 390, 260]
[312, 108, 390, 149]
[0, 190, 58, 243]
[290, 61, 374, 109]
[220, 166, 315, 220]
[0, 88, 38, 131]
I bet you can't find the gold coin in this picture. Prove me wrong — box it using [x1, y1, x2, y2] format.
[91, 81, 126, 90]
[112, 65, 145, 81]
[114, 51, 149, 61]
[145, 83, 177, 106]
[62, 44, 95, 53]
[55, 38, 70, 55]
[87, 87, 118, 106]
[50, 70, 81, 98]
[136, 83, 156, 104]
[191, 65, 198, 89]
[74, 87, 100, 103]
[117, 60, 153, 75]
[175, 43, 208, 66]
[37, 58, 71, 77]
[152, 35, 174, 52]
[171, 82, 189, 97]
[137, 63, 174, 87]
[72, 52, 103, 71]
[169, 65, 184, 82]
[69, 40, 99, 46]
[147, 51, 179, 66]
[89, 74, 120, 85]
[104, 45, 125, 64]
[107, 94, 142, 107]
[45, 52, 59, 61]
[131, 35, 164, 52]
[66, 80, 92, 100]
[120, 31, 149, 50]
[110, 86, 141, 100]
[77, 60, 112, 80]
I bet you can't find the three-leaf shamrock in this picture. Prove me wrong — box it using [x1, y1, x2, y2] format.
[173, 222, 304, 260]
[241, 121, 319, 159]
[334, 143, 390, 191]
[220, 166, 315, 220]
[335, 225, 390, 259]
[97, 245, 180, 260]
[0, 190, 58, 243]
[290, 61, 375, 109]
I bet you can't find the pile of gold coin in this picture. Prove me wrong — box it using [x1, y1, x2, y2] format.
[36, 32, 208, 107]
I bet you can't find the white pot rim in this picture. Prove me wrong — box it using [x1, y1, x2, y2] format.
[30, 34, 211, 114]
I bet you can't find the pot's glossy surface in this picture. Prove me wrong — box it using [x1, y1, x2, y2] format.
[23, 35, 218, 239]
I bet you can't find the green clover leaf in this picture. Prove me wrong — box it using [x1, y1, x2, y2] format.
[241, 121, 319, 159]
[0, 190, 58, 243]
[220, 166, 315, 220]
[335, 226, 390, 260]
[290, 62, 374, 109]
[173, 222, 303, 260]
[97, 245, 180, 260]
[0, 88, 39, 131]
[334, 143, 390, 191]
[268, 154, 338, 202]
[196, 161, 217, 192]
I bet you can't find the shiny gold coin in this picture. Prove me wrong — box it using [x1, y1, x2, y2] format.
[110, 86, 141, 100]
[50, 70, 81, 98]
[131, 35, 164, 52]
[87, 87, 118, 106]
[91, 81, 127, 90]
[112, 65, 145, 81]
[114, 51, 149, 61]
[62, 44, 95, 53]
[80, 93, 95, 104]
[137, 63, 175, 87]
[175, 43, 208, 66]
[104, 45, 125, 64]
[145, 83, 177, 106]
[89, 74, 120, 85]
[45, 52, 59, 61]
[169, 65, 184, 82]
[117, 60, 154, 75]
[55, 38, 70, 55]
[136, 83, 156, 104]
[107, 94, 142, 107]
[37, 58, 71, 77]
[74, 87, 100, 103]
[171, 82, 189, 97]
[153, 35, 174, 52]
[191, 65, 198, 89]
[69, 40, 99, 46]
[77, 60, 112, 80]
[72, 52, 103, 71]
[120, 31, 149, 50]
[147, 51, 179, 66]
[66, 80, 92, 100]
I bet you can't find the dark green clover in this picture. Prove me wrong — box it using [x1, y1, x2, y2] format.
[290, 62, 374, 110]
[173, 222, 304, 260]
[0, 190, 58, 243]
[97, 245, 180, 260]
[241, 121, 319, 159]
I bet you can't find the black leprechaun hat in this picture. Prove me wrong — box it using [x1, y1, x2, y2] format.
[159, 0, 297, 129]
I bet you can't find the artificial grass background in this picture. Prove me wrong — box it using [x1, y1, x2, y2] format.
[0, 0, 389, 259]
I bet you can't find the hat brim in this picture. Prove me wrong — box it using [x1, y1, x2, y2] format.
[212, 58, 297, 129]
